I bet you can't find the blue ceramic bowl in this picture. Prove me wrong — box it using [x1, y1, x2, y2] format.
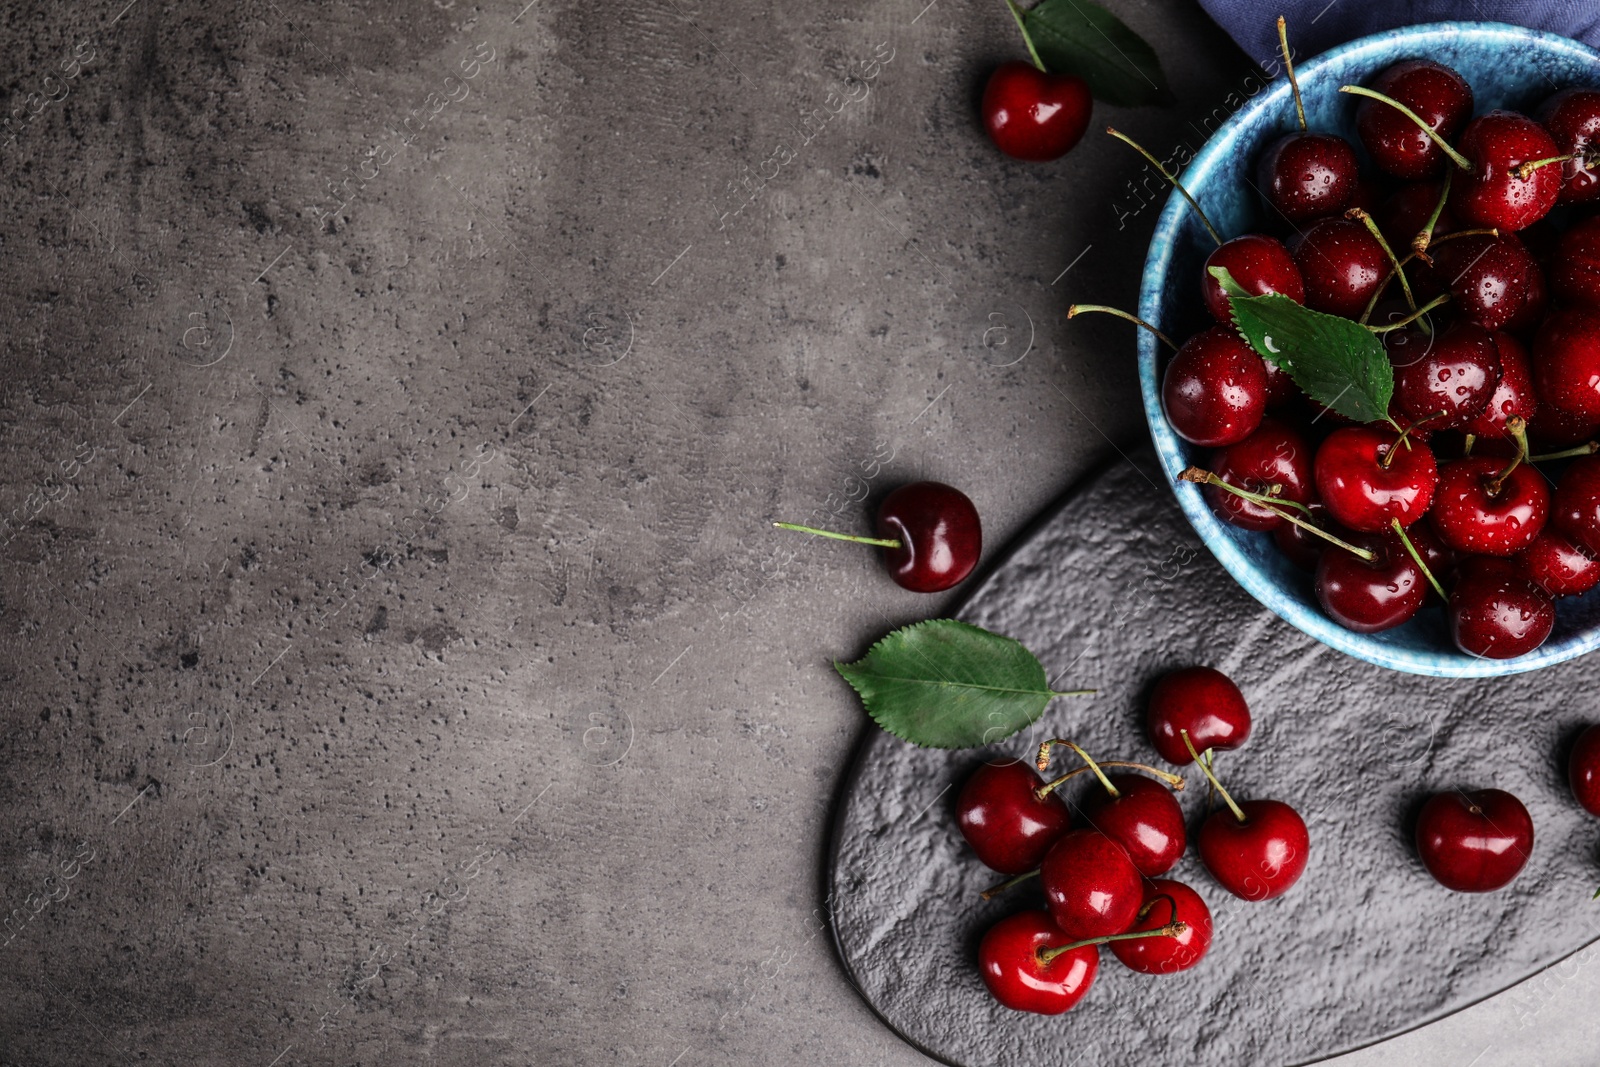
[1139, 22, 1600, 677]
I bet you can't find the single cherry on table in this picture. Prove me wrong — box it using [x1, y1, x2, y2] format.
[1415, 787, 1534, 892]
[1186, 732, 1310, 901]
[1146, 666, 1252, 766]
[977, 907, 1188, 1014]
[1569, 724, 1600, 817]
[773, 481, 981, 592]
[981, 61, 1093, 163]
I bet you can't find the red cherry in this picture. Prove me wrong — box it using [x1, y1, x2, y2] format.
[1536, 88, 1600, 204]
[1080, 773, 1186, 877]
[957, 761, 1071, 874]
[1568, 724, 1600, 817]
[1530, 404, 1600, 451]
[1109, 879, 1213, 974]
[1257, 132, 1359, 222]
[1421, 233, 1536, 332]
[1314, 426, 1438, 533]
[981, 62, 1092, 163]
[977, 910, 1098, 1015]
[1290, 217, 1387, 318]
[1517, 529, 1600, 598]
[1448, 557, 1556, 659]
[1273, 500, 1333, 571]
[1202, 234, 1305, 322]
[1376, 180, 1457, 252]
[867, 482, 982, 592]
[1534, 307, 1600, 421]
[1386, 321, 1501, 430]
[1549, 216, 1600, 309]
[1161, 326, 1269, 448]
[1198, 798, 1309, 901]
[1461, 333, 1536, 439]
[1415, 788, 1533, 892]
[1039, 828, 1144, 940]
[1406, 517, 1460, 586]
[1553, 454, 1600, 555]
[1201, 417, 1313, 532]
[1429, 455, 1549, 557]
[1146, 666, 1251, 766]
[1449, 111, 1563, 232]
[1314, 531, 1428, 633]
[1355, 60, 1473, 180]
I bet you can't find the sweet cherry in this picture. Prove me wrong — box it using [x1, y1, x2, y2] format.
[1535, 308, 1600, 421]
[1423, 233, 1537, 332]
[957, 760, 1071, 874]
[1109, 879, 1213, 974]
[1415, 788, 1533, 892]
[1258, 133, 1359, 222]
[1429, 454, 1549, 557]
[1449, 110, 1563, 232]
[1536, 87, 1600, 204]
[1355, 59, 1473, 180]
[1163, 326, 1270, 448]
[1187, 733, 1309, 901]
[774, 481, 982, 592]
[1146, 666, 1251, 766]
[1386, 321, 1501, 430]
[1079, 772, 1187, 877]
[977, 910, 1098, 1015]
[1039, 828, 1144, 940]
[1568, 724, 1600, 817]
[981, 62, 1092, 163]
[1202, 417, 1313, 532]
[1314, 426, 1438, 533]
[1376, 180, 1456, 254]
[1549, 215, 1600, 308]
[1517, 529, 1600, 598]
[1202, 234, 1305, 322]
[1461, 333, 1535, 439]
[1315, 530, 1427, 633]
[1449, 557, 1556, 659]
[1554, 455, 1600, 556]
[1273, 500, 1333, 571]
[1290, 217, 1387, 319]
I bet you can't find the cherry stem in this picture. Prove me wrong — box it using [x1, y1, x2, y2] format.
[1067, 304, 1178, 351]
[1037, 739, 1121, 798]
[1347, 208, 1416, 311]
[1462, 432, 1476, 457]
[1412, 171, 1453, 262]
[980, 868, 1038, 901]
[1390, 518, 1448, 602]
[1182, 729, 1247, 822]
[1365, 292, 1450, 333]
[1359, 228, 1498, 325]
[1033, 760, 1186, 801]
[771, 522, 901, 549]
[1277, 16, 1306, 132]
[1137, 892, 1181, 927]
[1513, 154, 1573, 180]
[1104, 126, 1223, 246]
[1529, 441, 1599, 463]
[1179, 467, 1376, 561]
[1486, 415, 1530, 496]
[1037, 920, 1189, 964]
[1338, 85, 1473, 171]
[1002, 0, 1047, 73]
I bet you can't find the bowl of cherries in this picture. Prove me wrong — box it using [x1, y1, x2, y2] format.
[1115, 19, 1600, 676]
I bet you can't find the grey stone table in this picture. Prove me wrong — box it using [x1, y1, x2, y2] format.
[0, 1, 1596, 1065]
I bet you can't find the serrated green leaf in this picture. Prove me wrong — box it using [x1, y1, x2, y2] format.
[834, 619, 1088, 749]
[1211, 266, 1394, 424]
[1020, 0, 1171, 108]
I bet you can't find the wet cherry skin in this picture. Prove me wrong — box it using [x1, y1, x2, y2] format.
[1553, 455, 1600, 557]
[1313, 426, 1438, 533]
[1314, 530, 1427, 633]
[1517, 529, 1600, 598]
[1080, 773, 1186, 877]
[1422, 233, 1536, 332]
[1202, 417, 1313, 532]
[1415, 788, 1533, 892]
[1039, 828, 1144, 940]
[1448, 557, 1556, 659]
[1462, 332, 1536, 439]
[1568, 724, 1600, 817]
[1110, 879, 1213, 975]
[1549, 216, 1600, 309]
[875, 481, 982, 592]
[977, 910, 1097, 1015]
[1536, 87, 1600, 204]
[956, 761, 1071, 874]
[1290, 217, 1387, 319]
[981, 62, 1092, 163]
[1146, 666, 1251, 766]
[1355, 59, 1474, 180]
[1198, 799, 1310, 901]
[1257, 131, 1359, 222]
[1162, 326, 1269, 448]
[1386, 321, 1501, 430]
[1202, 234, 1305, 322]
[1428, 456, 1549, 557]
[1448, 110, 1563, 232]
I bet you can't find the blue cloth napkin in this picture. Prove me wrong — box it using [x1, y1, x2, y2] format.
[1198, 0, 1600, 65]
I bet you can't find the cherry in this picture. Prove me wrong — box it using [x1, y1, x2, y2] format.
[1536, 88, 1600, 204]
[1290, 217, 1387, 319]
[1187, 734, 1309, 901]
[1202, 234, 1305, 322]
[1517, 529, 1600, 598]
[1354, 60, 1473, 180]
[1449, 110, 1563, 232]
[1109, 879, 1212, 975]
[1273, 500, 1333, 570]
[1146, 666, 1251, 766]
[957, 761, 1071, 874]
[1315, 530, 1427, 633]
[1461, 332, 1536, 439]
[1314, 426, 1438, 533]
[1568, 724, 1600, 817]
[1038, 828, 1144, 940]
[776, 481, 981, 592]
[1162, 326, 1270, 448]
[1534, 308, 1600, 421]
[1548, 215, 1600, 309]
[1449, 556, 1556, 659]
[1376, 180, 1456, 255]
[1422, 233, 1536, 332]
[1386, 321, 1501, 430]
[1553, 454, 1600, 555]
[1258, 133, 1359, 223]
[981, 62, 1092, 163]
[1429, 454, 1549, 558]
[1406, 517, 1460, 587]
[977, 911, 1098, 1015]
[1079, 772, 1186, 877]
[1530, 404, 1600, 451]
[1415, 788, 1533, 892]
[1202, 417, 1313, 532]
[1502, 256, 1549, 334]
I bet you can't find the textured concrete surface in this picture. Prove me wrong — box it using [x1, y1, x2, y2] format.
[0, 1, 1595, 1065]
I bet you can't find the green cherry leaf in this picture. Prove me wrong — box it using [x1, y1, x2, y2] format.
[833, 619, 1093, 749]
[1018, 0, 1172, 108]
[1210, 265, 1395, 424]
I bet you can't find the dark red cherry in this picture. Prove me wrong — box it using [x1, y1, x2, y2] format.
[1415, 788, 1533, 891]
[1146, 666, 1251, 766]
[1406, 517, 1459, 588]
[1198, 798, 1310, 901]
[981, 62, 1092, 163]
[1355, 60, 1473, 180]
[1386, 321, 1500, 430]
[1202, 417, 1313, 532]
[1039, 828, 1144, 940]
[957, 761, 1071, 874]
[1376, 180, 1456, 253]
[1568, 724, 1600, 817]
[1273, 500, 1333, 571]
[1517, 529, 1600, 598]
[1461, 333, 1536, 439]
[1449, 557, 1556, 658]
[1290, 217, 1387, 319]
[1549, 216, 1600, 309]
[1536, 88, 1600, 204]
[1429, 455, 1549, 557]
[1534, 308, 1600, 421]
[1314, 426, 1438, 533]
[1257, 132, 1359, 222]
[874, 481, 982, 592]
[1530, 403, 1600, 450]
[1553, 454, 1600, 555]
[1162, 326, 1269, 448]
[1449, 110, 1563, 232]
[1502, 256, 1549, 334]
[1315, 530, 1427, 633]
[1421, 233, 1536, 332]
[977, 910, 1097, 1015]
[1109, 879, 1212, 975]
[1202, 234, 1305, 322]
[1080, 773, 1185, 877]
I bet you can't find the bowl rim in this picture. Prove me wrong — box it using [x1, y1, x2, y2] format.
[1137, 20, 1600, 678]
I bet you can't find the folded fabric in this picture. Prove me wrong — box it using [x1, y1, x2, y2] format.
[1198, 0, 1600, 65]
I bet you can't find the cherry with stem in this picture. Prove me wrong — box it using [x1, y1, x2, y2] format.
[1339, 85, 1472, 171]
[1180, 467, 1376, 560]
[1348, 207, 1416, 310]
[1031, 757, 1185, 801]
[1036, 916, 1188, 965]
[1390, 518, 1448, 601]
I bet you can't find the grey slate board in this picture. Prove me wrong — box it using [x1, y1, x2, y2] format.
[827, 447, 1600, 1067]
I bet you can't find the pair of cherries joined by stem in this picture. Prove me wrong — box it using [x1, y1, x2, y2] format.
[773, 481, 981, 592]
